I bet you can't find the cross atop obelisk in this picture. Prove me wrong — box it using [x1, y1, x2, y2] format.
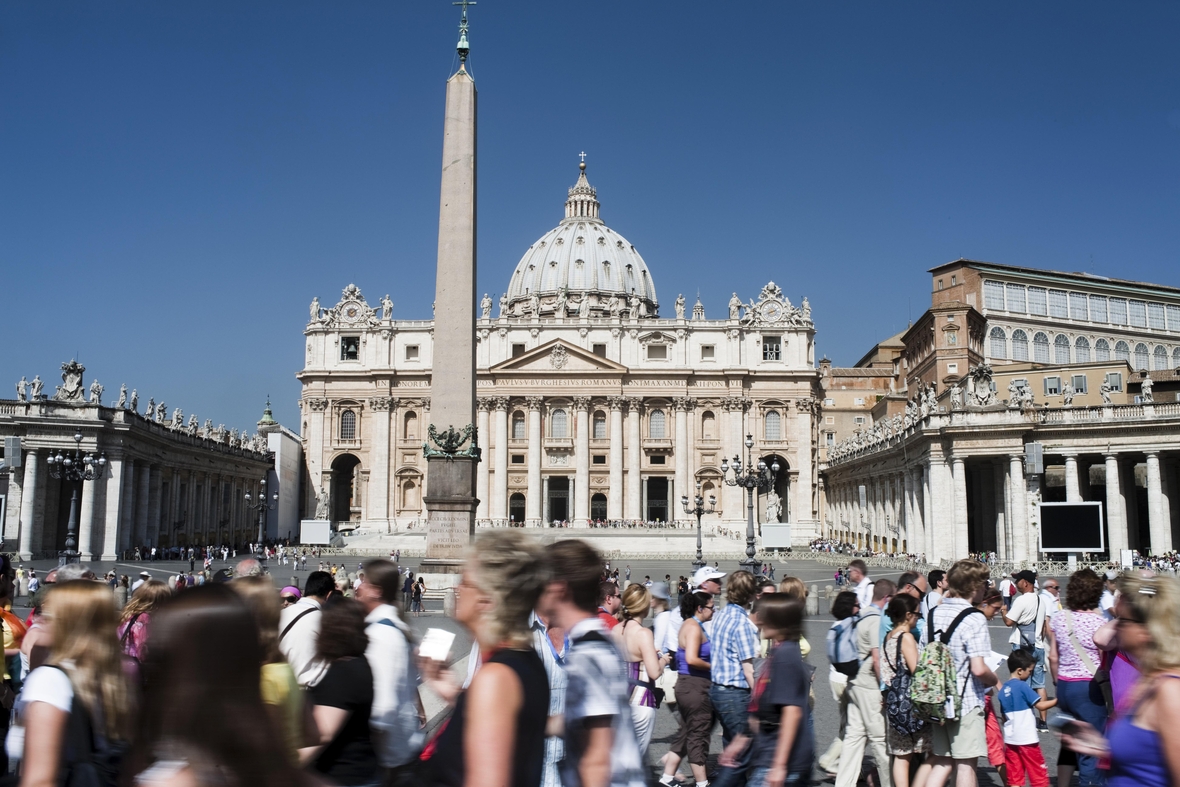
[421, 1, 480, 569]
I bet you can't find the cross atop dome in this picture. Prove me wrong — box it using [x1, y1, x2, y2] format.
[564, 157, 600, 222]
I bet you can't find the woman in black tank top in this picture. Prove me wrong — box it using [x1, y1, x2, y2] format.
[425, 532, 550, 787]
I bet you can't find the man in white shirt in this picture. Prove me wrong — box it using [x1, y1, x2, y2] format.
[1100, 570, 1119, 619]
[131, 570, 150, 591]
[1002, 570, 1049, 726]
[355, 559, 422, 777]
[1039, 579, 1061, 618]
[921, 569, 947, 616]
[849, 559, 874, 610]
[279, 570, 334, 688]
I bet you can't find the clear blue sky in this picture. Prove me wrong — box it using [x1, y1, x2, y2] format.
[4, 1, 1179, 432]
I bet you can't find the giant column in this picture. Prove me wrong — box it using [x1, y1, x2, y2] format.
[1145, 452, 1171, 556]
[492, 397, 509, 521]
[78, 473, 99, 562]
[1104, 454, 1127, 557]
[607, 397, 625, 520]
[1008, 454, 1028, 562]
[17, 448, 40, 561]
[102, 456, 124, 561]
[526, 397, 543, 525]
[422, 19, 479, 568]
[476, 399, 491, 522]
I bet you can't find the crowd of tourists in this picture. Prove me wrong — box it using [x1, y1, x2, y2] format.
[810, 541, 929, 564]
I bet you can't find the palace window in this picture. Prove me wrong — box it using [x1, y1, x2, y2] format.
[1109, 298, 1128, 325]
[854, 416, 867, 425]
[1148, 303, 1166, 330]
[405, 345, 419, 361]
[1071, 374, 1088, 394]
[340, 410, 357, 441]
[551, 409, 568, 438]
[1129, 301, 1148, 328]
[826, 433, 835, 447]
[1069, 292, 1089, 321]
[1028, 287, 1048, 316]
[341, 337, 360, 361]
[1054, 334, 1071, 364]
[989, 327, 1007, 359]
[763, 336, 782, 361]
[1174, 347, 1180, 368]
[1135, 343, 1149, 370]
[1168, 305, 1180, 331]
[512, 412, 526, 439]
[593, 412, 607, 439]
[1095, 338, 1111, 362]
[1044, 376, 1061, 396]
[1033, 332, 1050, 363]
[647, 344, 667, 361]
[764, 410, 781, 441]
[1106, 372, 1123, 392]
[984, 281, 1006, 310]
[1011, 330, 1029, 361]
[1089, 296, 1108, 323]
[1075, 336, 1091, 363]
[1115, 341, 1130, 362]
[1154, 345, 1168, 370]
[649, 409, 667, 439]
[701, 345, 715, 361]
[1049, 290, 1069, 319]
[1006, 284, 1027, 313]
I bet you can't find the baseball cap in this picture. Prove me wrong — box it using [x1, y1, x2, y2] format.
[691, 566, 726, 588]
[648, 581, 671, 601]
[1013, 570, 1037, 585]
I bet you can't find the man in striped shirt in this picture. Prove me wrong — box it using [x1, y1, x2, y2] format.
[709, 570, 759, 787]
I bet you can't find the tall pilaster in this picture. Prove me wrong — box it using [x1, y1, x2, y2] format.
[526, 397, 543, 526]
[1104, 454, 1127, 557]
[17, 449, 40, 561]
[673, 398, 690, 522]
[626, 397, 642, 520]
[607, 398, 625, 520]
[492, 398, 509, 521]
[573, 397, 591, 526]
[476, 399, 491, 521]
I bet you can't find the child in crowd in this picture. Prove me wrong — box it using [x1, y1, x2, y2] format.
[998, 650, 1057, 787]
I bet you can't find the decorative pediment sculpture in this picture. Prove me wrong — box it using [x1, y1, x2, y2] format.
[322, 284, 380, 329]
[53, 360, 86, 402]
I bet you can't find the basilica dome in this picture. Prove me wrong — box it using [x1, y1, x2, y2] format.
[503, 163, 658, 318]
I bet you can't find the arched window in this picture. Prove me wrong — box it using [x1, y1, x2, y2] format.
[1153, 345, 1167, 370]
[1173, 347, 1180, 369]
[764, 410, 782, 441]
[701, 411, 717, 440]
[1011, 330, 1029, 361]
[1095, 338, 1111, 362]
[551, 409, 569, 438]
[340, 410, 357, 441]
[1135, 343, 1149, 370]
[1115, 341, 1130, 362]
[1033, 332, 1050, 363]
[649, 409, 667, 439]
[403, 412, 418, 439]
[989, 327, 1007, 359]
[1075, 336, 1091, 363]
[1054, 334, 1071, 364]
[592, 411, 607, 439]
[512, 412, 526, 439]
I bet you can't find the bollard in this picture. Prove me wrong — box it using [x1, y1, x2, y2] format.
[806, 584, 819, 615]
[444, 587, 457, 618]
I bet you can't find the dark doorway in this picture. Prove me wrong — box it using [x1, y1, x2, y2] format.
[646, 477, 669, 522]
[548, 477, 570, 523]
[591, 493, 608, 521]
[509, 493, 526, 526]
[330, 454, 361, 522]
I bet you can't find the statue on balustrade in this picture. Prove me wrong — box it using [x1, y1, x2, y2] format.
[1141, 374, 1154, 402]
[1062, 382, 1075, 407]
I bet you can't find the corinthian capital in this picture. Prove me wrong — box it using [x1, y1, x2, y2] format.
[491, 396, 511, 411]
[606, 396, 627, 411]
[306, 398, 329, 412]
[673, 396, 696, 412]
[524, 396, 544, 411]
[476, 397, 493, 412]
[572, 396, 592, 412]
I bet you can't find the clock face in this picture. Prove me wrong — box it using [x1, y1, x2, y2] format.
[761, 301, 784, 323]
[343, 304, 361, 323]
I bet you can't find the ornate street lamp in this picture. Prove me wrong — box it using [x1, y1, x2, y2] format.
[719, 434, 778, 573]
[244, 479, 279, 548]
[681, 480, 717, 571]
[45, 432, 106, 564]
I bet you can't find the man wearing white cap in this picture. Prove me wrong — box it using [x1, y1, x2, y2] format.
[690, 566, 725, 596]
[132, 571, 150, 592]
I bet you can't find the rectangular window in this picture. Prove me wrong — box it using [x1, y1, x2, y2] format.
[592, 455, 607, 465]
[1109, 298, 1128, 325]
[1044, 376, 1061, 396]
[1089, 295, 1108, 323]
[405, 345, 419, 361]
[854, 397, 865, 406]
[853, 416, 867, 425]
[762, 336, 782, 361]
[1105, 372, 1123, 392]
[511, 454, 525, 464]
[1147, 303, 1166, 330]
[650, 454, 666, 465]
[823, 398, 835, 406]
[1069, 292, 1089, 321]
[1129, 300, 1148, 328]
[512, 343, 526, 357]
[1028, 287, 1048, 316]
[1049, 289, 1069, 319]
[700, 345, 715, 360]
[1006, 284, 1027, 313]
[341, 336, 360, 361]
[592, 343, 607, 357]
[826, 433, 835, 447]
[647, 344, 667, 360]
[948, 363, 959, 373]
[984, 281, 1006, 310]
[825, 416, 835, 425]
[1071, 374, 1088, 394]
[1168, 305, 1180, 331]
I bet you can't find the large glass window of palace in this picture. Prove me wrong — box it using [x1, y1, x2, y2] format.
[764, 410, 781, 440]
[1168, 305, 1180, 332]
[1054, 334, 1071, 364]
[340, 410, 356, 441]
[990, 327, 1007, 359]
[1033, 332, 1050, 363]
[984, 281, 1006, 310]
[649, 409, 667, 439]
[1153, 345, 1168, 370]
[1115, 341, 1130, 362]
[1049, 290, 1069, 319]
[1135, 343, 1149, 370]
[1148, 303, 1166, 330]
[1006, 284, 1027, 313]
[1012, 330, 1029, 361]
[1069, 292, 1089, 321]
[593, 412, 607, 439]
[341, 336, 360, 361]
[1095, 338, 1111, 362]
[763, 336, 782, 361]
[1075, 336, 1091, 363]
[1109, 298, 1128, 325]
[512, 412, 526, 439]
[551, 409, 568, 438]
[1028, 287, 1048, 316]
[1089, 296, 1108, 323]
[1174, 347, 1180, 368]
[1129, 301, 1148, 329]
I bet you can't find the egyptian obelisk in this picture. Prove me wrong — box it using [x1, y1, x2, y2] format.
[421, 3, 479, 572]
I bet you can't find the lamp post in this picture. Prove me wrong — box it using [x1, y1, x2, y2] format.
[681, 480, 717, 571]
[720, 434, 778, 573]
[244, 479, 279, 548]
[45, 432, 106, 564]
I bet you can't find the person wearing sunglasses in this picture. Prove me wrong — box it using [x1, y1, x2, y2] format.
[280, 587, 302, 607]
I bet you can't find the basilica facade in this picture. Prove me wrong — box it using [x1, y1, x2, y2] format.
[298, 165, 823, 545]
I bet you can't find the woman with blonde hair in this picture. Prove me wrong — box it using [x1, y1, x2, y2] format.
[776, 576, 812, 657]
[613, 583, 673, 755]
[230, 575, 306, 765]
[17, 580, 135, 785]
[425, 529, 551, 787]
[118, 578, 172, 664]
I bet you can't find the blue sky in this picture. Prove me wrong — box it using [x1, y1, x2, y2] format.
[4, 1, 1179, 432]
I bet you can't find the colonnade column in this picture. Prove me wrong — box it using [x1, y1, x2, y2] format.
[993, 460, 1008, 559]
[921, 463, 933, 559]
[674, 398, 689, 521]
[369, 397, 393, 524]
[17, 448, 40, 560]
[951, 457, 968, 559]
[1063, 454, 1082, 503]
[78, 472, 99, 562]
[1145, 452, 1171, 556]
[1104, 454, 1128, 557]
[134, 463, 151, 546]
[475, 398, 491, 522]
[525, 397, 543, 526]
[607, 398, 624, 520]
[903, 470, 915, 553]
[573, 397, 590, 526]
[626, 398, 642, 521]
[101, 456, 124, 561]
[492, 398, 509, 521]
[927, 453, 951, 561]
[1008, 454, 1028, 562]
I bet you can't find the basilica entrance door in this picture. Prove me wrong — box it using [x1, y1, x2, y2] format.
[646, 477, 669, 523]
[547, 477, 569, 523]
[509, 493, 526, 526]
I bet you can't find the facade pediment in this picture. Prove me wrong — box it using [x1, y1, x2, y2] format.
[488, 339, 628, 375]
